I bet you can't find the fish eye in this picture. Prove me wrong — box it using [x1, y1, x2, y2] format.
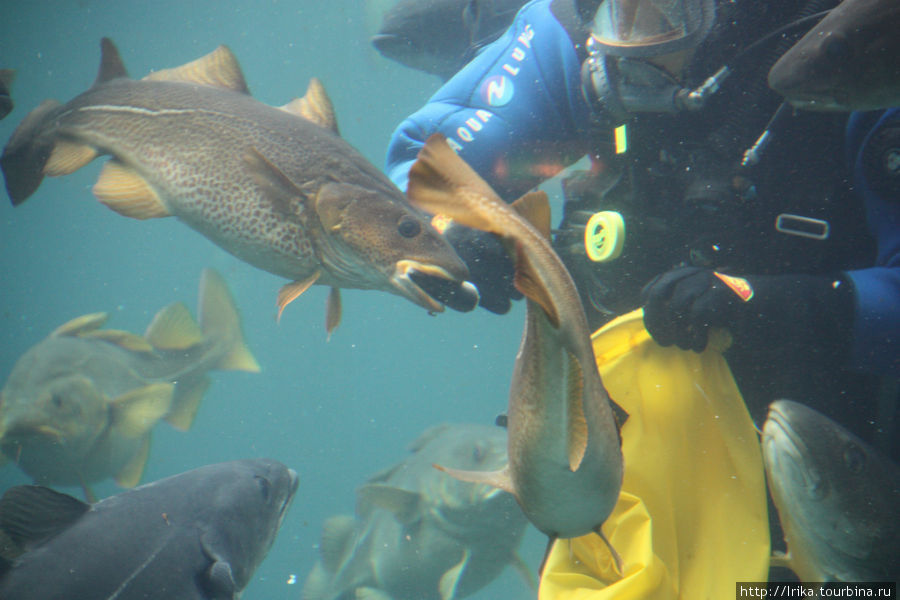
[255, 475, 271, 501]
[397, 215, 421, 238]
[842, 445, 866, 474]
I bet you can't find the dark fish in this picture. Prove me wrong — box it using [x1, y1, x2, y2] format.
[372, 0, 528, 79]
[762, 400, 900, 582]
[302, 423, 532, 600]
[0, 269, 258, 490]
[768, 0, 900, 111]
[1, 39, 472, 335]
[407, 135, 624, 560]
[0, 458, 298, 600]
[0, 70, 13, 119]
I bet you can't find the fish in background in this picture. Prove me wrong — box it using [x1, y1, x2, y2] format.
[372, 0, 528, 80]
[0, 269, 259, 493]
[1, 39, 476, 336]
[406, 134, 624, 567]
[768, 0, 900, 111]
[0, 70, 14, 119]
[0, 458, 298, 600]
[762, 399, 900, 582]
[301, 423, 533, 600]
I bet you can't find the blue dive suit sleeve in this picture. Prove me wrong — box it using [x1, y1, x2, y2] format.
[844, 108, 900, 376]
[385, 0, 593, 198]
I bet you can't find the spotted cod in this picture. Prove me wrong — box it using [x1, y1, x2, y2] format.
[1, 39, 475, 335]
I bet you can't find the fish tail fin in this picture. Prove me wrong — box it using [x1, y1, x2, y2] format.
[1, 99, 64, 204]
[406, 133, 508, 235]
[198, 269, 260, 372]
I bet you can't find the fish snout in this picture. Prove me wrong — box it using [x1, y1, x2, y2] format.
[393, 260, 479, 313]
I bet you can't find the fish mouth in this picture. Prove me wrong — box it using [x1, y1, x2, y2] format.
[763, 403, 823, 498]
[393, 260, 479, 313]
[371, 33, 406, 55]
[282, 468, 299, 517]
[1, 423, 65, 444]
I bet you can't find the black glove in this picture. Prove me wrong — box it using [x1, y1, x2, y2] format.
[445, 222, 522, 314]
[641, 266, 855, 356]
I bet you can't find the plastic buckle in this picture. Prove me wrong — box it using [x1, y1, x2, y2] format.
[774, 213, 830, 240]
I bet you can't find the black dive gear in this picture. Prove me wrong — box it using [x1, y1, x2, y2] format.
[641, 266, 855, 359]
[444, 222, 522, 314]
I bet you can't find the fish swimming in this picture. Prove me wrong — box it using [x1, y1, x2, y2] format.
[768, 0, 900, 111]
[0, 69, 13, 119]
[1, 39, 475, 334]
[372, 0, 528, 80]
[406, 135, 624, 560]
[0, 458, 298, 600]
[301, 423, 532, 600]
[0, 269, 259, 491]
[762, 399, 900, 582]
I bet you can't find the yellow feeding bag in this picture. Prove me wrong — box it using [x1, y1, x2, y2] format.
[540, 310, 769, 600]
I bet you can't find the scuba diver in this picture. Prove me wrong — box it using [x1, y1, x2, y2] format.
[385, 0, 899, 460]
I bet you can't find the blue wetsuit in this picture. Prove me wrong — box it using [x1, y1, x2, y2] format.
[386, 0, 900, 379]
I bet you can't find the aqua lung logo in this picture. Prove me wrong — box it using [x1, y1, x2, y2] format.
[446, 23, 535, 153]
[482, 75, 514, 106]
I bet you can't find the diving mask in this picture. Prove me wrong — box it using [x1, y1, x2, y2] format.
[591, 0, 716, 57]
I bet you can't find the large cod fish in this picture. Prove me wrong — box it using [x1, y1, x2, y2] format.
[407, 135, 624, 565]
[1, 39, 474, 334]
[0, 269, 259, 492]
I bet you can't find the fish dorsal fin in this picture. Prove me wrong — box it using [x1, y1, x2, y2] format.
[514, 244, 560, 328]
[0, 485, 90, 552]
[143, 45, 249, 94]
[51, 312, 110, 337]
[325, 287, 342, 340]
[145, 302, 203, 351]
[243, 146, 311, 220]
[356, 484, 423, 526]
[407, 423, 453, 452]
[166, 375, 210, 431]
[432, 463, 516, 496]
[281, 78, 339, 135]
[110, 382, 175, 438]
[83, 329, 154, 352]
[566, 352, 588, 472]
[407, 134, 507, 235]
[93, 160, 171, 220]
[511, 191, 551, 240]
[320, 514, 356, 572]
[95, 38, 128, 86]
[198, 269, 260, 372]
[439, 549, 470, 600]
[44, 140, 98, 177]
[276, 272, 321, 322]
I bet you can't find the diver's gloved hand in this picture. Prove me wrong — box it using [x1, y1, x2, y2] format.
[641, 266, 855, 355]
[444, 222, 521, 314]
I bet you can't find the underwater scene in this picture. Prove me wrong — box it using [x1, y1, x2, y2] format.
[2, 0, 898, 598]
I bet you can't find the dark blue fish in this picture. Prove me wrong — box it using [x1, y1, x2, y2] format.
[372, 0, 528, 79]
[0, 70, 13, 119]
[0, 459, 298, 599]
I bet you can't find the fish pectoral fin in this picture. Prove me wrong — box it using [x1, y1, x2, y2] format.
[143, 45, 250, 95]
[326, 287, 342, 340]
[204, 559, 237, 599]
[593, 525, 624, 575]
[94, 38, 128, 86]
[93, 160, 171, 220]
[277, 272, 321, 322]
[356, 483, 423, 526]
[566, 352, 588, 472]
[114, 434, 151, 488]
[145, 302, 203, 350]
[243, 146, 311, 220]
[0, 485, 90, 555]
[110, 383, 175, 438]
[514, 244, 560, 328]
[439, 548, 470, 600]
[511, 191, 552, 240]
[198, 269, 260, 372]
[510, 552, 538, 590]
[44, 139, 98, 176]
[433, 463, 516, 496]
[83, 329, 154, 352]
[406, 134, 507, 234]
[166, 375, 210, 431]
[355, 587, 394, 600]
[320, 514, 356, 572]
[280, 78, 340, 135]
[50, 312, 109, 337]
